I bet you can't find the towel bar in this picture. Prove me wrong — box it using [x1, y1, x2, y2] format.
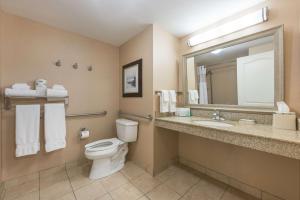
[119, 111, 153, 121]
[154, 91, 183, 96]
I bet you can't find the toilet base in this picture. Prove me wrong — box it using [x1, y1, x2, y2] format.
[89, 143, 128, 180]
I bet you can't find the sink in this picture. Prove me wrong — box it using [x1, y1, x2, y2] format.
[193, 120, 233, 128]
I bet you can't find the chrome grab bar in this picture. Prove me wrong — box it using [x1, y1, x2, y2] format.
[119, 111, 153, 121]
[66, 111, 107, 118]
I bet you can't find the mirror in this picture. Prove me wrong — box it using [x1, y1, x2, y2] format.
[184, 26, 284, 110]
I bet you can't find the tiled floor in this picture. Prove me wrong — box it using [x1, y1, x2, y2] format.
[2, 160, 258, 200]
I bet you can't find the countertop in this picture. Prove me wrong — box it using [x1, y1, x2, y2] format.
[155, 116, 300, 159]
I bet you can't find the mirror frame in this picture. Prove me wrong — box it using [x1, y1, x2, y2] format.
[182, 25, 284, 113]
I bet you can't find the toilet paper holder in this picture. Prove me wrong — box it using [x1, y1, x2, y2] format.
[80, 128, 90, 139]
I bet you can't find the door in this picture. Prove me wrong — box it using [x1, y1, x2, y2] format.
[237, 50, 274, 107]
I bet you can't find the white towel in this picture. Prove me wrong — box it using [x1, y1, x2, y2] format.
[160, 90, 170, 113]
[52, 84, 66, 90]
[44, 103, 66, 152]
[188, 90, 199, 104]
[47, 88, 68, 98]
[5, 88, 37, 97]
[169, 90, 177, 112]
[15, 105, 40, 157]
[12, 83, 31, 90]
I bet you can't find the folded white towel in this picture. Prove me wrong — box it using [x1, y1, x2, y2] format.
[169, 90, 177, 112]
[44, 103, 66, 152]
[160, 90, 170, 113]
[47, 89, 68, 98]
[15, 105, 40, 157]
[5, 88, 37, 97]
[52, 84, 66, 90]
[12, 83, 31, 90]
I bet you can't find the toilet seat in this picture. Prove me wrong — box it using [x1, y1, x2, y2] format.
[85, 138, 123, 152]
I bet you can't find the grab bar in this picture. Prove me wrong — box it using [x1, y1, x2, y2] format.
[119, 111, 153, 121]
[66, 111, 107, 118]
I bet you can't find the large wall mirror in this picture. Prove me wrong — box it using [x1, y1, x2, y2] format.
[183, 26, 284, 111]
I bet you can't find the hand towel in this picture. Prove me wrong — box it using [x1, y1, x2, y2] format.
[188, 90, 199, 104]
[160, 90, 169, 113]
[12, 83, 31, 90]
[15, 105, 40, 157]
[44, 103, 66, 152]
[47, 88, 68, 98]
[169, 90, 177, 112]
[5, 88, 37, 97]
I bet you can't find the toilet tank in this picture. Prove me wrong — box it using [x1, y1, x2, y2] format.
[116, 119, 138, 142]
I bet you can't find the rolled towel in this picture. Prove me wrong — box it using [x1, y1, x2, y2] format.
[52, 84, 66, 90]
[5, 88, 37, 97]
[12, 83, 31, 90]
[47, 88, 68, 98]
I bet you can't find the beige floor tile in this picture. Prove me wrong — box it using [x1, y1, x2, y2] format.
[121, 161, 147, 180]
[181, 178, 227, 200]
[66, 158, 91, 170]
[138, 196, 150, 200]
[67, 163, 94, 190]
[4, 173, 39, 188]
[40, 165, 72, 200]
[109, 182, 143, 200]
[164, 168, 199, 195]
[146, 184, 180, 200]
[156, 166, 178, 183]
[6, 191, 39, 200]
[40, 179, 73, 200]
[101, 172, 129, 192]
[56, 192, 76, 200]
[4, 177, 39, 200]
[40, 165, 66, 178]
[95, 194, 113, 200]
[222, 188, 259, 200]
[132, 173, 161, 194]
[74, 181, 107, 200]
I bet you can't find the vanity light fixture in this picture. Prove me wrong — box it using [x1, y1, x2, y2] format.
[187, 7, 268, 47]
[211, 49, 224, 54]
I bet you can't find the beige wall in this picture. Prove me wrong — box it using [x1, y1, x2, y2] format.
[153, 24, 179, 174]
[119, 26, 155, 174]
[0, 9, 3, 182]
[177, 1, 300, 199]
[0, 11, 119, 180]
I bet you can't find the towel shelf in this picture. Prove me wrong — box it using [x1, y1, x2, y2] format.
[119, 111, 153, 121]
[3, 95, 69, 110]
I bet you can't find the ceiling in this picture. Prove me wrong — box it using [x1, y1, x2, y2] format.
[0, 0, 265, 46]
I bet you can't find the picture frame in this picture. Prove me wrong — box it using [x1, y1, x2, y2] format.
[122, 59, 143, 97]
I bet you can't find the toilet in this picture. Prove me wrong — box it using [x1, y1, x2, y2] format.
[85, 119, 138, 180]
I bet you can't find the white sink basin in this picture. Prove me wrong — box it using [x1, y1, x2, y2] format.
[193, 120, 233, 128]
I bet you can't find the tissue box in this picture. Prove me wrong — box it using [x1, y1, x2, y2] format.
[273, 112, 296, 131]
[175, 108, 190, 117]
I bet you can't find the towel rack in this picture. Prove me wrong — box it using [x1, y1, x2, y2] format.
[3, 95, 69, 110]
[119, 111, 153, 121]
[155, 91, 183, 96]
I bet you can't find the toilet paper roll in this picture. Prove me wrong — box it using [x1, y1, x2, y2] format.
[80, 130, 90, 139]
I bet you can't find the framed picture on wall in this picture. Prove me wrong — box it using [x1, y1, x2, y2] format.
[122, 59, 143, 97]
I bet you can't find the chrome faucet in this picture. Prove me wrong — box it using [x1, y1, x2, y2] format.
[212, 110, 224, 121]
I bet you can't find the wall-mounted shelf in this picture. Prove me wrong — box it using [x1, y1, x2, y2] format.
[3, 95, 69, 110]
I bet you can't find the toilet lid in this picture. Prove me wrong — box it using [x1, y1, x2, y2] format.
[85, 138, 121, 152]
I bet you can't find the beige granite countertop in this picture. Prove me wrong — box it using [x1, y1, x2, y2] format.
[155, 116, 300, 159]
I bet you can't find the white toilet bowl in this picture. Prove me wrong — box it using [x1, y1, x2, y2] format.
[85, 119, 138, 180]
[85, 138, 128, 179]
